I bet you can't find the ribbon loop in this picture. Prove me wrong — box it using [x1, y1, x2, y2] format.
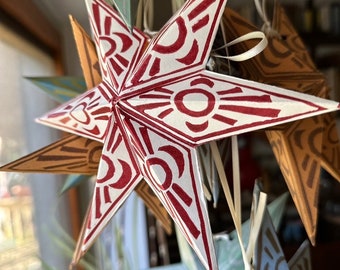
[211, 31, 268, 62]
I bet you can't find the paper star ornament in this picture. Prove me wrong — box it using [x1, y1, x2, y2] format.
[111, 0, 140, 30]
[197, 138, 230, 206]
[165, 183, 310, 270]
[222, 5, 340, 244]
[270, 3, 340, 182]
[214, 189, 289, 270]
[287, 240, 312, 270]
[0, 134, 102, 174]
[253, 206, 311, 270]
[207, 185, 310, 270]
[26, 76, 87, 103]
[70, 13, 174, 235]
[69, 15, 102, 88]
[34, 0, 339, 268]
[0, 14, 172, 234]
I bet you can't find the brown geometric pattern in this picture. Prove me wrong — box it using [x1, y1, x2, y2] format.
[272, 4, 340, 182]
[271, 4, 315, 71]
[0, 135, 102, 174]
[222, 5, 340, 244]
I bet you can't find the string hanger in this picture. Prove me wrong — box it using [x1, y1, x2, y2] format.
[254, 0, 281, 38]
[207, 13, 270, 269]
[142, 0, 158, 37]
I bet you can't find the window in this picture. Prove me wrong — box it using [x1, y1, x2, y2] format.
[0, 2, 74, 269]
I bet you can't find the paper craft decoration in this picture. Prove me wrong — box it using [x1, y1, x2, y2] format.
[287, 240, 312, 270]
[26, 76, 87, 103]
[78, 14, 174, 236]
[0, 14, 172, 235]
[197, 139, 230, 206]
[269, 4, 340, 182]
[253, 205, 311, 270]
[162, 183, 310, 270]
[222, 4, 340, 245]
[111, 0, 140, 30]
[198, 143, 220, 205]
[216, 191, 310, 270]
[60, 174, 89, 194]
[6, 13, 173, 230]
[0, 134, 102, 174]
[0, 82, 172, 232]
[69, 15, 102, 89]
[252, 181, 311, 270]
[149, 185, 288, 269]
[33, 0, 340, 268]
[213, 189, 289, 270]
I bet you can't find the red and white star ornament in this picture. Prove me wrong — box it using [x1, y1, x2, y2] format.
[37, 0, 339, 268]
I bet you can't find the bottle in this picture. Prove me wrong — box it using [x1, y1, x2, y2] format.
[304, 0, 315, 32]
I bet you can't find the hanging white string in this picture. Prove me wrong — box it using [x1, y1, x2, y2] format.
[254, 0, 281, 38]
[211, 138, 269, 270]
[246, 191, 267, 264]
[143, 0, 158, 37]
[209, 139, 251, 270]
[171, 0, 186, 14]
[208, 18, 271, 268]
[232, 136, 242, 234]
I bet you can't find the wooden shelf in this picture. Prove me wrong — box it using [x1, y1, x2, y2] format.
[300, 32, 340, 46]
